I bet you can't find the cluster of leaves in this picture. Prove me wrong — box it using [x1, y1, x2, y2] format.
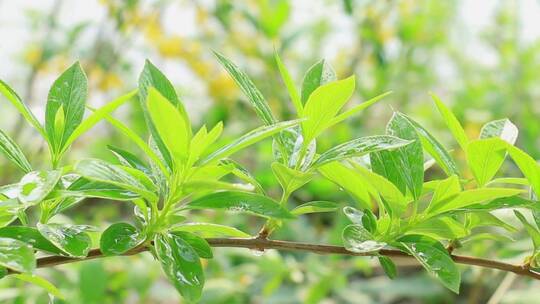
[0, 52, 539, 302]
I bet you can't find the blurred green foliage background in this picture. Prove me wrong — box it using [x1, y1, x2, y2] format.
[1, 0, 540, 303]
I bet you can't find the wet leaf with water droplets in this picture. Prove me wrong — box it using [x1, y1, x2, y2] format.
[0, 226, 63, 255]
[0, 237, 35, 272]
[0, 129, 32, 173]
[480, 118, 518, 145]
[394, 112, 459, 177]
[400, 242, 461, 293]
[170, 231, 213, 259]
[271, 162, 315, 195]
[37, 223, 92, 257]
[0, 199, 23, 227]
[74, 159, 157, 202]
[214, 51, 276, 126]
[17, 170, 61, 206]
[371, 113, 424, 200]
[186, 191, 295, 219]
[100, 223, 144, 256]
[343, 206, 377, 233]
[300, 59, 337, 105]
[199, 120, 301, 165]
[50, 178, 140, 210]
[45, 62, 87, 154]
[312, 135, 412, 168]
[155, 233, 204, 302]
[342, 224, 386, 253]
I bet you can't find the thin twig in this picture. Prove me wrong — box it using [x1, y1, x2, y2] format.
[15, 238, 540, 280]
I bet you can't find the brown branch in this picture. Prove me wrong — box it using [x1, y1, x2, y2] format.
[19, 238, 540, 280]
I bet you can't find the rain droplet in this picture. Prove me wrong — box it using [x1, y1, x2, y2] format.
[250, 248, 265, 257]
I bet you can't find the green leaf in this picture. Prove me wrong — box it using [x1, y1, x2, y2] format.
[147, 88, 191, 165]
[0, 79, 46, 137]
[407, 217, 469, 239]
[139, 60, 183, 108]
[214, 51, 276, 125]
[507, 145, 540, 196]
[426, 175, 461, 213]
[55, 178, 139, 203]
[0, 267, 7, 279]
[301, 76, 355, 142]
[17, 170, 62, 206]
[170, 231, 213, 258]
[0, 237, 35, 272]
[378, 256, 397, 279]
[189, 123, 223, 165]
[139, 60, 190, 170]
[487, 177, 529, 186]
[0, 129, 32, 173]
[313, 135, 412, 168]
[199, 119, 300, 165]
[107, 145, 149, 174]
[221, 159, 265, 194]
[466, 138, 507, 187]
[428, 188, 524, 216]
[431, 93, 469, 151]
[397, 113, 459, 176]
[464, 195, 536, 212]
[342, 224, 386, 253]
[400, 242, 461, 293]
[300, 59, 336, 104]
[45, 62, 88, 153]
[291, 201, 339, 215]
[75, 159, 157, 202]
[0, 199, 22, 227]
[460, 233, 514, 244]
[155, 233, 204, 302]
[466, 212, 516, 232]
[371, 113, 424, 199]
[13, 273, 64, 299]
[0, 226, 63, 255]
[100, 113, 168, 175]
[275, 52, 302, 113]
[187, 191, 295, 219]
[62, 90, 137, 153]
[514, 210, 540, 251]
[271, 162, 315, 194]
[182, 180, 255, 195]
[318, 162, 376, 209]
[37, 223, 92, 257]
[352, 163, 409, 218]
[480, 118, 518, 145]
[100, 223, 144, 256]
[53, 105, 65, 151]
[189, 164, 233, 181]
[173, 223, 250, 238]
[326, 91, 391, 128]
[273, 126, 316, 170]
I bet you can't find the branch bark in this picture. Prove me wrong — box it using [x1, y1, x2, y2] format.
[21, 238, 540, 280]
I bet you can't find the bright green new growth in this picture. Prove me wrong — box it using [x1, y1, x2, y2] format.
[0, 54, 539, 302]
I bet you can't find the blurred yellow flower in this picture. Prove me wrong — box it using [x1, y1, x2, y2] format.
[157, 36, 184, 58]
[208, 73, 239, 103]
[88, 66, 123, 90]
[23, 45, 43, 66]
